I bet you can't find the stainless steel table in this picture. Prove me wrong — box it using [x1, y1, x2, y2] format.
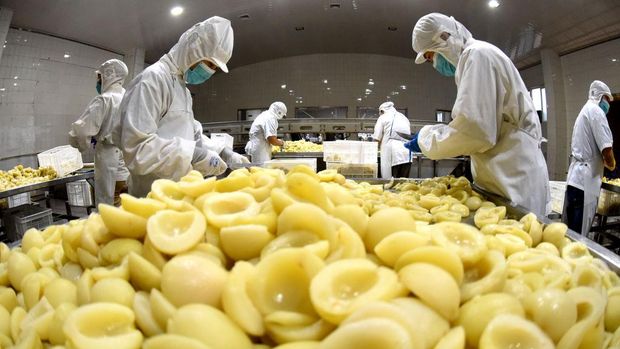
[0, 170, 94, 199]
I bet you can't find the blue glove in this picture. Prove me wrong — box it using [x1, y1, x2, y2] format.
[404, 133, 421, 153]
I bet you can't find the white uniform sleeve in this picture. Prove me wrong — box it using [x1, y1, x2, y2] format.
[591, 111, 614, 152]
[418, 48, 501, 159]
[372, 116, 385, 141]
[120, 71, 195, 178]
[69, 97, 105, 151]
[193, 120, 203, 143]
[263, 117, 278, 139]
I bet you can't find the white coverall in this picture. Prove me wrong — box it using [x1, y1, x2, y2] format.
[412, 13, 550, 216]
[373, 102, 411, 179]
[69, 59, 129, 206]
[245, 103, 285, 164]
[564, 81, 614, 234]
[118, 17, 233, 197]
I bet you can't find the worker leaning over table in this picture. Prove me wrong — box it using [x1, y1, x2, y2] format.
[118, 16, 246, 197]
[245, 102, 287, 164]
[69, 59, 129, 206]
[373, 101, 412, 179]
[404, 13, 550, 217]
[563, 80, 616, 235]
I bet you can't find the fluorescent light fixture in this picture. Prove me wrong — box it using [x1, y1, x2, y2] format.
[368, 81, 375, 86]
[64, 53, 71, 58]
[170, 6, 184, 16]
[356, 97, 362, 101]
[488, 0, 499, 8]
[0, 88, 5, 91]
[326, 87, 331, 90]
[281, 84, 287, 89]
[400, 85, 407, 90]
[323, 79, 328, 84]
[612, 58, 618, 62]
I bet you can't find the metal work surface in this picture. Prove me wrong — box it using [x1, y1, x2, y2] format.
[602, 182, 620, 194]
[272, 152, 325, 159]
[363, 178, 620, 274]
[0, 170, 94, 199]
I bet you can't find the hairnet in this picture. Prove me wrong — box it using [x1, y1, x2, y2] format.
[96, 59, 128, 92]
[588, 80, 614, 102]
[168, 16, 234, 74]
[411, 13, 472, 66]
[269, 101, 287, 119]
[379, 101, 395, 113]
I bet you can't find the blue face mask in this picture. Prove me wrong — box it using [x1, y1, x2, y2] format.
[184, 62, 215, 85]
[96, 81, 102, 94]
[599, 99, 610, 114]
[433, 53, 456, 77]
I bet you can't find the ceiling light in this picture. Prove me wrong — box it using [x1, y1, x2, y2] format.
[281, 84, 287, 89]
[63, 53, 70, 58]
[0, 88, 5, 91]
[13, 83, 17, 87]
[13, 76, 17, 79]
[488, 0, 500, 8]
[612, 58, 618, 62]
[356, 97, 362, 101]
[170, 6, 184, 16]
[400, 85, 407, 90]
[368, 81, 375, 86]
[326, 87, 331, 91]
[323, 79, 328, 84]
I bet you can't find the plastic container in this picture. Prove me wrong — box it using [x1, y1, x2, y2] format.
[66, 180, 94, 207]
[323, 141, 378, 164]
[210, 133, 234, 150]
[597, 188, 620, 216]
[37, 145, 83, 177]
[2, 205, 53, 242]
[8, 192, 30, 208]
[326, 162, 378, 179]
[263, 158, 318, 172]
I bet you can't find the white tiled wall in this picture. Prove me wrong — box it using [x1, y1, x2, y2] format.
[0, 29, 123, 169]
[561, 38, 620, 143]
[191, 53, 457, 122]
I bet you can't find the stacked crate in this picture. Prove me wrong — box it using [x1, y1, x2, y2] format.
[323, 141, 378, 178]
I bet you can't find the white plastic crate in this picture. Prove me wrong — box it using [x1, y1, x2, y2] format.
[8, 193, 30, 208]
[210, 133, 234, 150]
[326, 162, 378, 179]
[37, 145, 83, 177]
[263, 158, 317, 172]
[2, 205, 53, 242]
[323, 141, 378, 164]
[66, 180, 93, 207]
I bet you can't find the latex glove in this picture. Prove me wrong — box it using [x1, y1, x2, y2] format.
[221, 147, 250, 165]
[192, 146, 227, 176]
[404, 133, 421, 153]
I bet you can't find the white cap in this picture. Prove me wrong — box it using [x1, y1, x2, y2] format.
[168, 16, 234, 73]
[96, 59, 128, 92]
[269, 101, 287, 119]
[411, 13, 472, 65]
[379, 101, 395, 113]
[589, 80, 613, 102]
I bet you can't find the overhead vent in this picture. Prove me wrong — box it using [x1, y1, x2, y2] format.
[330, 3, 341, 9]
[239, 14, 250, 20]
[295, 26, 305, 31]
[388, 26, 397, 31]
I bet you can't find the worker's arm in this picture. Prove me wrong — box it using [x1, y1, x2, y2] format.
[267, 135, 284, 146]
[603, 147, 616, 171]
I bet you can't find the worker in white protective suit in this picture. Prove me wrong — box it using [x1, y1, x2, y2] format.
[373, 101, 411, 179]
[563, 80, 616, 235]
[118, 16, 244, 197]
[69, 59, 129, 206]
[245, 102, 287, 164]
[406, 13, 550, 216]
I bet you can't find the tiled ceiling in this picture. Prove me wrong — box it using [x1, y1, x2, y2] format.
[1, 0, 619, 69]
